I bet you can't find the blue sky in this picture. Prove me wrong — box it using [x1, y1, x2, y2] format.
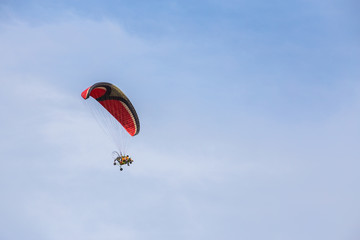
[0, 0, 360, 239]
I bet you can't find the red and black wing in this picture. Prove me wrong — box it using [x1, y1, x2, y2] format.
[81, 82, 140, 136]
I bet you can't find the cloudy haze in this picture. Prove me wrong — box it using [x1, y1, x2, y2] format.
[1, 1, 359, 239]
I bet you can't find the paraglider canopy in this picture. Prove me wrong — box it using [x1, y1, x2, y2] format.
[81, 82, 140, 136]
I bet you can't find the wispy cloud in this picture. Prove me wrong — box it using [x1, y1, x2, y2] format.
[1, 3, 360, 239]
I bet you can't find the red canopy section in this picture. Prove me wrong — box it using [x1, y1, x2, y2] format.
[81, 82, 140, 136]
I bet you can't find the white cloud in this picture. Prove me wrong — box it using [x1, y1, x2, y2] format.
[1, 8, 360, 240]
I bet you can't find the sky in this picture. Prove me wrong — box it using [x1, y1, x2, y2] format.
[0, 0, 359, 239]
